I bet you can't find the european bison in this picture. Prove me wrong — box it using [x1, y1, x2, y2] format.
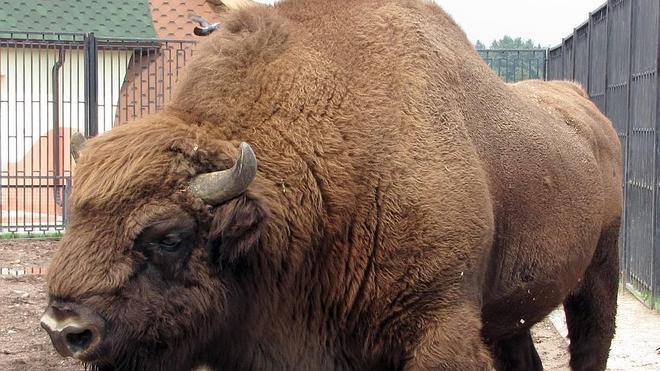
[41, 0, 622, 370]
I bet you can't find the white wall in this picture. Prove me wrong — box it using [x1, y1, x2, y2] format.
[0, 47, 132, 166]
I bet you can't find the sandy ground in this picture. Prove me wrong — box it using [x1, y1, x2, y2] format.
[0, 239, 657, 370]
[549, 287, 660, 371]
[0, 240, 82, 370]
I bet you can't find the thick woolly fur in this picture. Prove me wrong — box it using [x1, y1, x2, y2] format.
[46, 1, 622, 370]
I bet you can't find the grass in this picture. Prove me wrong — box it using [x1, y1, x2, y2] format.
[624, 282, 660, 311]
[0, 231, 63, 240]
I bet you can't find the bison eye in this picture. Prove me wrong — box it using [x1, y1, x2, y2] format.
[159, 234, 182, 251]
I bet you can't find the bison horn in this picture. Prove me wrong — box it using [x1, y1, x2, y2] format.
[189, 142, 258, 205]
[70, 132, 87, 162]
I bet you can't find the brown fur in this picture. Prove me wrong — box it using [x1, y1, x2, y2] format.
[45, 1, 622, 370]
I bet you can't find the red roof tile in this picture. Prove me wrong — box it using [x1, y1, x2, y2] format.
[148, 0, 218, 40]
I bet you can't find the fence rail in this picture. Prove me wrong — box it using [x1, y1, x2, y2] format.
[547, 0, 660, 309]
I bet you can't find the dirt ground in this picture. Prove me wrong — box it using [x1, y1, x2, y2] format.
[0, 240, 82, 370]
[0, 239, 652, 371]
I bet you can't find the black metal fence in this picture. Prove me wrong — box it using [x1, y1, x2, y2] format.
[477, 49, 547, 82]
[547, 0, 660, 309]
[0, 31, 196, 234]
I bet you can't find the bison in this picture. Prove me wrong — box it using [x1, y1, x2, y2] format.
[40, 0, 622, 370]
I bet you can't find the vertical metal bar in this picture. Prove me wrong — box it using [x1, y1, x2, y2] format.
[29, 43, 34, 229]
[147, 47, 153, 114]
[45, 39, 50, 229]
[77, 39, 83, 135]
[653, 0, 660, 309]
[159, 44, 164, 111]
[13, 38, 18, 229]
[110, 41, 115, 131]
[52, 47, 64, 226]
[559, 37, 566, 80]
[507, 51, 512, 82]
[514, 50, 519, 81]
[63, 176, 71, 225]
[100, 41, 105, 133]
[1, 40, 5, 229]
[124, 46, 130, 124]
[514, 50, 518, 81]
[22, 41, 27, 231]
[37, 42, 42, 229]
[623, 0, 635, 287]
[167, 43, 173, 101]
[604, 1, 611, 114]
[84, 33, 98, 137]
[587, 13, 592, 98]
[543, 48, 548, 81]
[139, 47, 144, 119]
[572, 29, 578, 80]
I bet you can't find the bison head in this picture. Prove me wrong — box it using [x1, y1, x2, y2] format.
[40, 116, 272, 370]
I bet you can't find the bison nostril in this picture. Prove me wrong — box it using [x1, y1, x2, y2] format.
[65, 329, 94, 353]
[41, 302, 105, 360]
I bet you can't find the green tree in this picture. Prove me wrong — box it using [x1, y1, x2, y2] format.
[489, 36, 543, 50]
[475, 40, 486, 50]
[478, 36, 545, 82]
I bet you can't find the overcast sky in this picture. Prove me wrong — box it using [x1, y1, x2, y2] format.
[255, 0, 607, 48]
[437, 0, 606, 47]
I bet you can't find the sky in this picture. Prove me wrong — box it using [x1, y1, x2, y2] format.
[437, 0, 606, 47]
[254, 0, 607, 48]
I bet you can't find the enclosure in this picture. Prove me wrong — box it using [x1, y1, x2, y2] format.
[3, 5, 659, 310]
[1, 0, 660, 368]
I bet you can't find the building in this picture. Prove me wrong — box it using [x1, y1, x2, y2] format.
[0, 0, 255, 231]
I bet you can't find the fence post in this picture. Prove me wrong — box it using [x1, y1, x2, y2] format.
[621, 0, 635, 293]
[543, 48, 548, 80]
[603, 1, 611, 114]
[63, 177, 72, 226]
[586, 13, 592, 93]
[653, 0, 660, 309]
[51, 47, 65, 210]
[83, 33, 98, 137]
[561, 37, 566, 79]
[572, 28, 578, 80]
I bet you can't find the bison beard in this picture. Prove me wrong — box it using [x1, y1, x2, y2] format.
[41, 0, 622, 370]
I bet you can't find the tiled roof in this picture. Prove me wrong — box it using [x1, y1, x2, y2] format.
[0, 0, 157, 39]
[148, 0, 218, 40]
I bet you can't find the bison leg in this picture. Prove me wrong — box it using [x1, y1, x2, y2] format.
[563, 222, 619, 371]
[490, 330, 542, 371]
[404, 307, 494, 370]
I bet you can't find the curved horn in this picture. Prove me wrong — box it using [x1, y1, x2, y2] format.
[70, 132, 87, 162]
[189, 142, 258, 205]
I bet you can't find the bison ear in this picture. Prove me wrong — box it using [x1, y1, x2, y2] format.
[207, 192, 268, 266]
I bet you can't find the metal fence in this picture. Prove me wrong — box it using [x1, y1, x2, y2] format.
[548, 0, 660, 309]
[0, 31, 196, 234]
[477, 49, 547, 82]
